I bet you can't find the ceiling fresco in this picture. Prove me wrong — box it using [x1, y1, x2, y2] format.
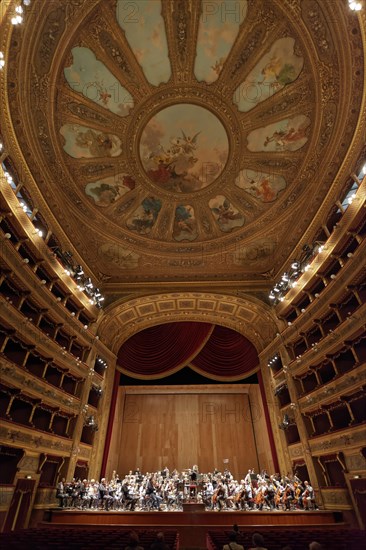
[2, 0, 365, 287]
[194, 0, 248, 83]
[116, 0, 171, 86]
[140, 104, 229, 192]
[64, 46, 134, 116]
[233, 37, 304, 112]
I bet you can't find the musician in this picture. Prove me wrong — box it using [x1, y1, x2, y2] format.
[122, 481, 138, 511]
[71, 478, 83, 508]
[234, 480, 245, 510]
[80, 479, 91, 509]
[146, 475, 162, 510]
[293, 479, 304, 509]
[274, 480, 285, 510]
[226, 479, 237, 509]
[56, 478, 67, 508]
[54, 467, 319, 514]
[302, 480, 317, 510]
[214, 481, 227, 510]
[254, 480, 267, 510]
[244, 482, 254, 510]
[203, 479, 214, 508]
[244, 468, 253, 485]
[282, 482, 294, 511]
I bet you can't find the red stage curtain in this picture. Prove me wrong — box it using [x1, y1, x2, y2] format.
[191, 324, 258, 377]
[117, 322, 259, 380]
[118, 322, 213, 377]
[3, 478, 35, 532]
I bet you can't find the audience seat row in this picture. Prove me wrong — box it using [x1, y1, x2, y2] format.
[0, 527, 179, 549]
[207, 528, 364, 550]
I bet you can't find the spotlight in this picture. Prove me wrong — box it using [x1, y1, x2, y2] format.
[4, 233, 11, 239]
[349, 2, 362, 12]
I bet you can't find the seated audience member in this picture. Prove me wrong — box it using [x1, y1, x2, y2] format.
[248, 532, 267, 550]
[125, 531, 144, 550]
[232, 524, 243, 536]
[223, 531, 244, 550]
[309, 543, 323, 550]
[150, 532, 170, 550]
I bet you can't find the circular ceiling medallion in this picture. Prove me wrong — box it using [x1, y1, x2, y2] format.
[139, 104, 229, 193]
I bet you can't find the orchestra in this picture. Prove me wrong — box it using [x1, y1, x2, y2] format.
[55, 467, 319, 512]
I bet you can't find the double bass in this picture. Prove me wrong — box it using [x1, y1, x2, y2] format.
[293, 482, 303, 507]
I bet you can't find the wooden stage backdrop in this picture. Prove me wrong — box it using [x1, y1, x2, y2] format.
[105, 384, 274, 480]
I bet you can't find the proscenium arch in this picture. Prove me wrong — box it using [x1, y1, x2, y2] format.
[96, 292, 279, 355]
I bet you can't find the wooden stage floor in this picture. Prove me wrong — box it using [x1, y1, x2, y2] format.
[44, 508, 343, 548]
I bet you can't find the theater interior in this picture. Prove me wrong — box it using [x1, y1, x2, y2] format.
[0, 0, 365, 548]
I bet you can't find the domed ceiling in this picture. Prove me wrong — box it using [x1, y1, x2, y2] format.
[2, 0, 365, 294]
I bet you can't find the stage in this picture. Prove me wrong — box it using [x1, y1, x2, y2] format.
[44, 507, 344, 548]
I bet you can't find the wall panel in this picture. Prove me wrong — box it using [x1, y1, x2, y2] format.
[111, 388, 259, 480]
